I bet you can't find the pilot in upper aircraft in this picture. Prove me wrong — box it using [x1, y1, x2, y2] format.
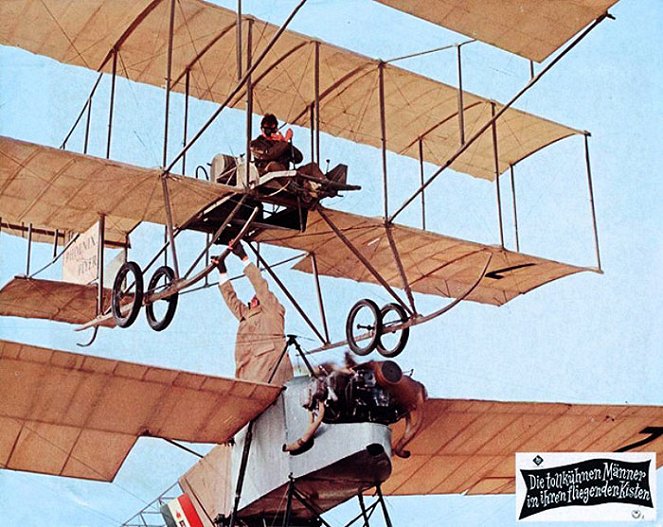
[211, 242, 294, 386]
[250, 113, 303, 175]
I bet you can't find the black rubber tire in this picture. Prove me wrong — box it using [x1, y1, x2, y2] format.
[111, 261, 144, 328]
[376, 303, 410, 358]
[145, 265, 179, 332]
[345, 299, 382, 356]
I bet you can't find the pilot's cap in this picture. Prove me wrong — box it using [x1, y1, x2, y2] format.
[261, 113, 278, 129]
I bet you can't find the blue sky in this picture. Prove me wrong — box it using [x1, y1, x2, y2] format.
[0, 1, 662, 525]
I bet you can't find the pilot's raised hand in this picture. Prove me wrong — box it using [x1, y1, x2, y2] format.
[284, 128, 293, 142]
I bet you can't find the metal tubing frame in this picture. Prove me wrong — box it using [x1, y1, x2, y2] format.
[106, 49, 118, 159]
[375, 485, 393, 527]
[28, 232, 81, 279]
[316, 207, 412, 315]
[182, 196, 248, 280]
[283, 478, 295, 527]
[491, 102, 505, 247]
[228, 422, 255, 527]
[246, 242, 327, 344]
[309, 103, 315, 160]
[357, 493, 371, 527]
[162, 0, 176, 167]
[83, 93, 93, 154]
[245, 18, 253, 165]
[314, 40, 321, 165]
[456, 43, 465, 145]
[584, 133, 602, 270]
[309, 252, 330, 343]
[182, 69, 190, 174]
[509, 164, 520, 251]
[96, 215, 106, 315]
[165, 0, 309, 174]
[52, 229, 59, 258]
[418, 139, 426, 229]
[236, 0, 243, 80]
[384, 225, 417, 314]
[61, 70, 104, 150]
[388, 13, 610, 225]
[378, 62, 388, 219]
[160, 176, 180, 278]
[25, 224, 33, 276]
[289, 485, 335, 527]
[304, 251, 492, 355]
[385, 38, 475, 64]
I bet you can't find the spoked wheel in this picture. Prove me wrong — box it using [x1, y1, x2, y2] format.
[145, 265, 179, 332]
[377, 303, 410, 358]
[112, 261, 144, 328]
[345, 299, 383, 356]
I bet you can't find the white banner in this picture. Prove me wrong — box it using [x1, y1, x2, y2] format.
[516, 452, 656, 522]
[62, 223, 99, 284]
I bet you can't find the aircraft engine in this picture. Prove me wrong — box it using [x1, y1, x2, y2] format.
[284, 359, 427, 458]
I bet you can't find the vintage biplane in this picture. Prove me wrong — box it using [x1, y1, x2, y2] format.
[2, 0, 660, 526]
[0, 0, 609, 356]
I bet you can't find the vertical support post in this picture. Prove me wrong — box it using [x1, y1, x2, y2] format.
[309, 253, 330, 343]
[161, 177, 180, 278]
[228, 422, 255, 527]
[583, 133, 602, 271]
[236, 0, 243, 80]
[106, 48, 118, 159]
[357, 493, 370, 527]
[309, 103, 315, 161]
[456, 43, 465, 145]
[314, 41, 321, 165]
[245, 18, 253, 166]
[182, 69, 190, 175]
[162, 0, 176, 167]
[283, 478, 295, 527]
[490, 102, 505, 248]
[53, 229, 59, 258]
[418, 138, 426, 230]
[509, 164, 520, 252]
[376, 485, 393, 527]
[25, 224, 33, 276]
[96, 215, 106, 315]
[378, 62, 388, 220]
[529, 60, 535, 79]
[84, 97, 93, 154]
[163, 0, 176, 267]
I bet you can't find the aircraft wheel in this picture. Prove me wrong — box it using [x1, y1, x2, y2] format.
[346, 299, 382, 356]
[111, 261, 144, 328]
[145, 265, 179, 332]
[376, 303, 410, 358]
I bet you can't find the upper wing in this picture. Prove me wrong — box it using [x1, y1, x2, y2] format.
[0, 340, 281, 481]
[374, 0, 619, 62]
[255, 208, 594, 306]
[385, 398, 663, 496]
[0, 136, 235, 243]
[0, 0, 578, 181]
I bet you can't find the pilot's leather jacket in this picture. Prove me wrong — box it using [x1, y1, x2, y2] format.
[220, 262, 294, 385]
[250, 134, 303, 174]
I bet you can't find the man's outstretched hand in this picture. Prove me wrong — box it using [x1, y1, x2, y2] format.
[211, 255, 227, 274]
[230, 241, 248, 260]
